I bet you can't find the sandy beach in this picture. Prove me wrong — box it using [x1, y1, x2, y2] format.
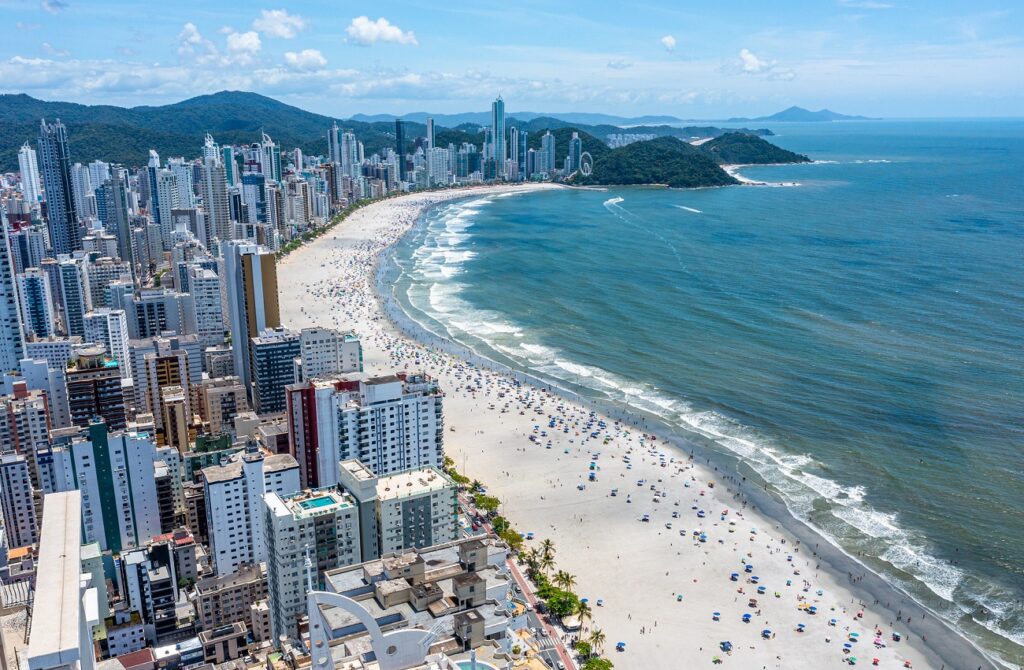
[723, 164, 801, 187]
[277, 185, 997, 670]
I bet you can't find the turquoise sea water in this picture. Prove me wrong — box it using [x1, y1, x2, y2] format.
[388, 120, 1024, 666]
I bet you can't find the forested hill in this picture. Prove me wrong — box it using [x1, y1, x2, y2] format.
[699, 132, 810, 165]
[578, 136, 738, 188]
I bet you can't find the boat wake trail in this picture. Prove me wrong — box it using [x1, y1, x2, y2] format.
[674, 205, 703, 214]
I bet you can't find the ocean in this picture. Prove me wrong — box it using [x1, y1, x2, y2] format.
[386, 120, 1024, 667]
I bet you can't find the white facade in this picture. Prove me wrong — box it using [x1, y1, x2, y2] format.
[294, 326, 362, 382]
[202, 451, 300, 575]
[48, 424, 164, 553]
[322, 374, 443, 487]
[26, 491, 99, 670]
[83, 309, 132, 378]
[18, 142, 41, 205]
[0, 453, 39, 549]
[264, 489, 361, 640]
[0, 222, 26, 371]
[188, 266, 225, 349]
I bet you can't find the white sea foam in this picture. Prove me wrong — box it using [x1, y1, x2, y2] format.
[674, 205, 703, 214]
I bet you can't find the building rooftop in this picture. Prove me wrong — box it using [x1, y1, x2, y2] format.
[201, 451, 298, 484]
[377, 466, 453, 502]
[26, 491, 83, 670]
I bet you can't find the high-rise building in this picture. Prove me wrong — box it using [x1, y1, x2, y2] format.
[491, 96, 506, 178]
[17, 142, 41, 205]
[37, 119, 82, 254]
[83, 308, 132, 378]
[201, 450, 300, 574]
[195, 376, 249, 436]
[0, 382, 53, 487]
[57, 256, 88, 337]
[0, 223, 26, 372]
[65, 345, 127, 431]
[101, 169, 134, 274]
[9, 226, 47, 275]
[541, 130, 556, 175]
[70, 162, 94, 218]
[285, 372, 443, 489]
[187, 266, 225, 349]
[83, 256, 131, 308]
[337, 460, 457, 561]
[426, 117, 435, 150]
[264, 488, 361, 640]
[129, 333, 202, 426]
[223, 241, 280, 395]
[260, 133, 282, 184]
[249, 327, 300, 415]
[48, 420, 164, 553]
[0, 453, 39, 549]
[16, 268, 56, 338]
[340, 129, 359, 178]
[202, 158, 231, 244]
[293, 326, 362, 382]
[328, 121, 341, 165]
[567, 132, 583, 174]
[395, 119, 407, 182]
[24, 491, 99, 670]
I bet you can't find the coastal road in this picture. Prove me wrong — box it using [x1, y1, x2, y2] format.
[460, 494, 575, 669]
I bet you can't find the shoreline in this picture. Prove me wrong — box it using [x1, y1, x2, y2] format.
[723, 163, 802, 187]
[277, 185, 1001, 670]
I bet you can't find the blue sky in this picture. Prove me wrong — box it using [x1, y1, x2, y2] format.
[1, 0, 1021, 118]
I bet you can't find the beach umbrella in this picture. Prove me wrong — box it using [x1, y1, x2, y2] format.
[761, 629, 772, 638]
[712, 612, 721, 620]
[844, 643, 853, 649]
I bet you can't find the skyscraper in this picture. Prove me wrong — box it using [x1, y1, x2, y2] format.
[261, 132, 282, 183]
[426, 117, 435, 150]
[568, 132, 583, 174]
[327, 121, 341, 165]
[201, 158, 231, 244]
[395, 119, 407, 181]
[0, 222, 26, 371]
[491, 96, 506, 178]
[103, 168, 134, 275]
[223, 241, 280, 395]
[17, 142, 41, 205]
[37, 119, 81, 254]
[340, 130, 358, 178]
[16, 268, 56, 339]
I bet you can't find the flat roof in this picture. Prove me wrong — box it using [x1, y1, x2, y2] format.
[27, 491, 83, 670]
[202, 451, 297, 484]
[377, 467, 452, 501]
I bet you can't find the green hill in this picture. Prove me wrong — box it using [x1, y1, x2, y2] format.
[699, 132, 810, 165]
[0, 92, 477, 170]
[580, 136, 737, 188]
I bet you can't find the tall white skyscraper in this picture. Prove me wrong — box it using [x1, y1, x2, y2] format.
[0, 223, 27, 371]
[83, 308, 132, 378]
[327, 121, 341, 165]
[70, 162, 94, 218]
[340, 130, 359, 178]
[426, 117, 435, 150]
[491, 95, 506, 178]
[17, 142, 41, 205]
[38, 119, 81, 254]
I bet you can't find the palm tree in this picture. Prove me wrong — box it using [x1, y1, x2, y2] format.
[588, 628, 606, 656]
[522, 548, 540, 579]
[540, 539, 556, 563]
[576, 599, 593, 629]
[539, 552, 556, 576]
[554, 570, 577, 592]
[470, 479, 483, 493]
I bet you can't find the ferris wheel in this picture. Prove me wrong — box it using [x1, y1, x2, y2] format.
[579, 151, 594, 177]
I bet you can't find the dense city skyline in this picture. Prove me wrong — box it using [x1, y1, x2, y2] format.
[1, 1, 1021, 117]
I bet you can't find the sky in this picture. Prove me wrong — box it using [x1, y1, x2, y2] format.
[1, 0, 1022, 118]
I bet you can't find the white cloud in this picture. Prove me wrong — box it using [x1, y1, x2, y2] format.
[345, 16, 418, 46]
[17, 22, 42, 30]
[41, 42, 70, 57]
[252, 9, 306, 39]
[607, 59, 633, 70]
[226, 31, 261, 65]
[284, 49, 326, 71]
[661, 35, 677, 51]
[40, 0, 68, 14]
[738, 48, 775, 73]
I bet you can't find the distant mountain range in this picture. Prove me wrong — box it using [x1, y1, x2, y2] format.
[356, 105, 878, 126]
[0, 92, 844, 172]
[726, 106, 879, 123]
[351, 111, 686, 127]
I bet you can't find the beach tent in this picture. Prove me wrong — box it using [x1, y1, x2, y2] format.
[719, 641, 733, 652]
